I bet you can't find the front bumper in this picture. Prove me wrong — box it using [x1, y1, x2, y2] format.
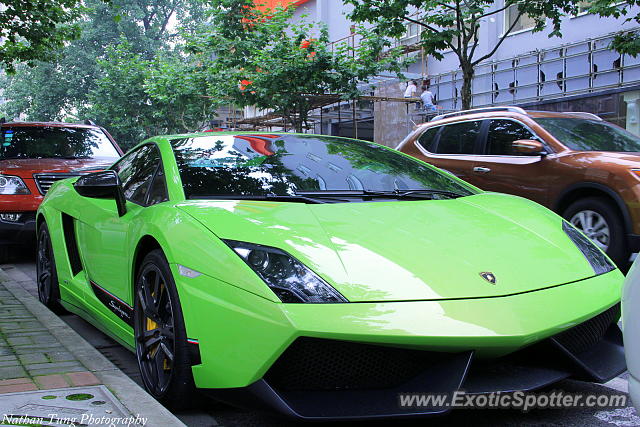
[206, 310, 624, 419]
[0, 212, 36, 245]
[175, 268, 624, 419]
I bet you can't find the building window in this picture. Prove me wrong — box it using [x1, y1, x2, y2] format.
[504, 4, 536, 33]
[402, 21, 421, 40]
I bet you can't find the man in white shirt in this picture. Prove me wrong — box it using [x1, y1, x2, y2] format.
[421, 85, 436, 111]
[404, 80, 417, 98]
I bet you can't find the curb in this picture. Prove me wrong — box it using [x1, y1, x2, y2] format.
[0, 267, 186, 427]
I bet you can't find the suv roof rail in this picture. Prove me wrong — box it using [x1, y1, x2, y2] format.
[569, 112, 603, 121]
[431, 106, 528, 122]
[83, 119, 96, 125]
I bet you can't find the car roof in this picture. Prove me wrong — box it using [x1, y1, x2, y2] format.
[426, 107, 602, 126]
[1, 121, 99, 129]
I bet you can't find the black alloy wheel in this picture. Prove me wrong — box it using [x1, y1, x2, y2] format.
[134, 249, 196, 409]
[36, 223, 65, 313]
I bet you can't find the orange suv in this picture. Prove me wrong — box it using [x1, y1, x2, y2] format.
[397, 106, 640, 266]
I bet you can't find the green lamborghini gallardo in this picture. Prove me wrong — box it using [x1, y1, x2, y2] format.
[36, 132, 625, 419]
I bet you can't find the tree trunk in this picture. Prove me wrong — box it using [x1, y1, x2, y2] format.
[461, 65, 475, 110]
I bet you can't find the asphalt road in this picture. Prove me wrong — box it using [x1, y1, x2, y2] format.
[6, 248, 640, 427]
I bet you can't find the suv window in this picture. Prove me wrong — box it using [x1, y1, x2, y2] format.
[417, 127, 440, 152]
[112, 144, 163, 205]
[434, 120, 481, 154]
[534, 117, 640, 152]
[0, 126, 120, 160]
[487, 119, 536, 155]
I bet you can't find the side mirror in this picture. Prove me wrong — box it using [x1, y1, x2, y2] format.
[74, 170, 127, 217]
[512, 139, 548, 156]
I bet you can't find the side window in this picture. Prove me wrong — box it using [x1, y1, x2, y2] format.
[147, 169, 168, 205]
[416, 127, 440, 152]
[487, 119, 536, 155]
[434, 121, 481, 154]
[112, 145, 160, 205]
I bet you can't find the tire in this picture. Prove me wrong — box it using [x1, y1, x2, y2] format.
[563, 197, 629, 268]
[36, 222, 66, 313]
[134, 249, 197, 410]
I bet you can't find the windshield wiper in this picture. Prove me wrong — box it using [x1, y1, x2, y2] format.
[189, 194, 348, 204]
[296, 189, 466, 200]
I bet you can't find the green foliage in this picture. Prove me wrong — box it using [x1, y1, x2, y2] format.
[184, 0, 409, 131]
[589, 0, 640, 57]
[0, 0, 82, 73]
[344, 0, 582, 109]
[91, 40, 217, 147]
[1, 0, 214, 149]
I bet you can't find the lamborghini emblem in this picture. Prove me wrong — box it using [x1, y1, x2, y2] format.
[480, 272, 496, 284]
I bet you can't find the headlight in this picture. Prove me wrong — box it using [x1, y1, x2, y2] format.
[223, 240, 348, 303]
[0, 174, 30, 195]
[562, 221, 615, 275]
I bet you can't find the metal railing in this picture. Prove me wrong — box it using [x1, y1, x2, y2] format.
[428, 29, 640, 110]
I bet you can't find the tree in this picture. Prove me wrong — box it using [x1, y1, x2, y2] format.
[0, 0, 82, 73]
[345, 0, 582, 109]
[590, 1, 640, 57]
[90, 40, 217, 147]
[1, 0, 211, 148]
[185, 0, 408, 132]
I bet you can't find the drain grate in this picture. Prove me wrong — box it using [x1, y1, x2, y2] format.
[0, 385, 140, 426]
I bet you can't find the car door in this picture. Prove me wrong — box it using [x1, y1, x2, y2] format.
[412, 119, 484, 183]
[75, 144, 166, 311]
[471, 118, 552, 205]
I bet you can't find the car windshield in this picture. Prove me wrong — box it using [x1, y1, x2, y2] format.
[171, 134, 476, 199]
[534, 117, 640, 152]
[0, 126, 120, 160]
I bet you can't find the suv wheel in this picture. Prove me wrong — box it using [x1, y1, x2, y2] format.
[563, 197, 628, 267]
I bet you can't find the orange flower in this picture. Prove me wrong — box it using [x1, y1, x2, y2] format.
[240, 79, 253, 86]
[307, 51, 316, 58]
[300, 40, 311, 49]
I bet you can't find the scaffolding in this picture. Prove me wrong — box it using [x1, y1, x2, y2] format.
[429, 29, 640, 111]
[231, 94, 421, 138]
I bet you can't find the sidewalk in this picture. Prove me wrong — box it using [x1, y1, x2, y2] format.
[0, 266, 185, 426]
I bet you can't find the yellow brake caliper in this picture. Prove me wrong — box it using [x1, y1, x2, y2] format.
[146, 282, 170, 370]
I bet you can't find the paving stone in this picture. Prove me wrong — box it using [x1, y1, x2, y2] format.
[5, 330, 52, 336]
[18, 353, 49, 364]
[0, 355, 17, 363]
[46, 351, 75, 362]
[0, 381, 37, 394]
[0, 377, 33, 386]
[12, 343, 62, 354]
[28, 365, 86, 376]
[0, 365, 27, 379]
[0, 347, 14, 356]
[34, 374, 69, 389]
[24, 360, 83, 371]
[65, 371, 100, 387]
[6, 336, 33, 346]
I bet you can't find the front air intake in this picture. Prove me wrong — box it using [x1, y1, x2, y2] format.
[264, 337, 446, 391]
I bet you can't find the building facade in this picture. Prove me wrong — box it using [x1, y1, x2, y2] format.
[256, 1, 640, 145]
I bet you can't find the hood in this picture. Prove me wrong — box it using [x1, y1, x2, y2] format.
[559, 150, 640, 164]
[178, 193, 600, 302]
[0, 158, 115, 178]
